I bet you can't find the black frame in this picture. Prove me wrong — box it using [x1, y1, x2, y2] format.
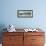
[17, 10, 33, 18]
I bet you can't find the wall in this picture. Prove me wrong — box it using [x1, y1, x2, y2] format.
[0, 0, 46, 31]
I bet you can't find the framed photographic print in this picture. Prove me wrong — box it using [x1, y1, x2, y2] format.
[17, 10, 33, 18]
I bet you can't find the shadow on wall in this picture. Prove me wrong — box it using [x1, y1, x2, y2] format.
[0, 24, 7, 43]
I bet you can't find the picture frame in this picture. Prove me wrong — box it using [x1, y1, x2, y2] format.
[17, 10, 33, 18]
